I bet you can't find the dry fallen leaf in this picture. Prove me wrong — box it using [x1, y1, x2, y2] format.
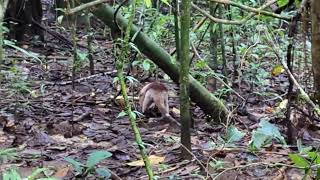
[54, 166, 70, 179]
[172, 107, 180, 116]
[127, 155, 165, 166]
[115, 96, 125, 108]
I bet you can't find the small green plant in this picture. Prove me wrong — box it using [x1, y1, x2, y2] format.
[64, 150, 112, 179]
[2, 166, 55, 180]
[1, 65, 34, 97]
[0, 148, 17, 162]
[248, 119, 286, 150]
[223, 125, 245, 145]
[74, 51, 89, 71]
[4, 40, 41, 63]
[286, 140, 319, 179]
[288, 151, 320, 179]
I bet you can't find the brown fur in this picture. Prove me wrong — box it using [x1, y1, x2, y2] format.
[139, 82, 169, 117]
[139, 82, 181, 127]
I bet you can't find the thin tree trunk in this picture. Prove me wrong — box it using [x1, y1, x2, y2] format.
[180, 0, 191, 160]
[218, 4, 227, 79]
[173, 0, 181, 62]
[311, 0, 320, 102]
[0, 0, 9, 64]
[208, 2, 217, 91]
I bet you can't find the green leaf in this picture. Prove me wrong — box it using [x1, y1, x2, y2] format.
[142, 60, 151, 71]
[160, 0, 170, 6]
[76, 51, 88, 61]
[249, 131, 270, 149]
[225, 126, 245, 144]
[277, 0, 289, 7]
[86, 151, 112, 168]
[0, 148, 17, 161]
[95, 168, 111, 179]
[113, 77, 119, 84]
[258, 120, 286, 144]
[294, 0, 301, 7]
[3, 167, 21, 180]
[289, 154, 309, 168]
[64, 157, 84, 174]
[248, 120, 286, 150]
[28, 168, 48, 180]
[117, 111, 127, 118]
[4, 40, 41, 63]
[129, 111, 137, 119]
[145, 0, 151, 8]
[307, 152, 320, 164]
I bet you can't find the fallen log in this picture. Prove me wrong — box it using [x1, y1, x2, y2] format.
[82, 0, 228, 121]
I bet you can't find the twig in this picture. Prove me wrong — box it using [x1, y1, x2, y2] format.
[211, 0, 291, 21]
[65, 0, 109, 15]
[280, 58, 320, 116]
[192, 0, 282, 25]
[190, 41, 244, 101]
[213, 162, 297, 180]
[44, 70, 116, 85]
[179, 143, 214, 179]
[72, 111, 91, 122]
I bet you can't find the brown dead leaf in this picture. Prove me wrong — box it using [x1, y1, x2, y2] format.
[127, 155, 165, 166]
[115, 96, 125, 108]
[272, 167, 287, 180]
[53, 166, 70, 179]
[171, 107, 180, 116]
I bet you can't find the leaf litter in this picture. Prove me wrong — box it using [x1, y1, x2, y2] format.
[0, 15, 317, 180]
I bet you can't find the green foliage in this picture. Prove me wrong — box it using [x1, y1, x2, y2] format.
[0, 148, 17, 162]
[64, 157, 84, 174]
[2, 166, 56, 180]
[209, 158, 228, 170]
[75, 51, 89, 70]
[86, 151, 112, 168]
[249, 120, 286, 150]
[64, 150, 112, 178]
[288, 151, 320, 179]
[277, 0, 289, 8]
[117, 110, 128, 118]
[289, 154, 310, 168]
[3, 167, 21, 180]
[224, 126, 245, 144]
[4, 40, 41, 63]
[246, 62, 269, 88]
[287, 140, 320, 179]
[2, 65, 32, 96]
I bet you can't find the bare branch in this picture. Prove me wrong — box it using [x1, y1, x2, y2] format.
[66, 0, 109, 15]
[192, 0, 291, 25]
[211, 0, 291, 21]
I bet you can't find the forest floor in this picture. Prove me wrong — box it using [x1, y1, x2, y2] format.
[0, 16, 319, 180]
